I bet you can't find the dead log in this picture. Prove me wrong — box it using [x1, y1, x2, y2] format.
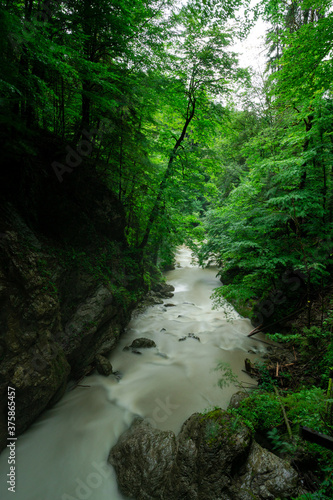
[300, 426, 333, 451]
[274, 386, 293, 440]
[247, 307, 307, 337]
[245, 358, 256, 374]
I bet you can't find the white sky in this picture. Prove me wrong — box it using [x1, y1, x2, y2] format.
[175, 0, 270, 72]
[235, 17, 269, 72]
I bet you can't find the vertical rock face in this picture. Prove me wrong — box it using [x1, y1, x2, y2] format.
[0, 229, 71, 448]
[109, 410, 300, 500]
[0, 167, 143, 451]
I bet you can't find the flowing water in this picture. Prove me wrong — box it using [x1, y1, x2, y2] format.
[0, 246, 266, 500]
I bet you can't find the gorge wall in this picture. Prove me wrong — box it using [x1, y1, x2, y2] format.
[0, 133, 145, 451]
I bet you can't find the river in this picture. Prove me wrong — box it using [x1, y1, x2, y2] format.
[0, 246, 265, 500]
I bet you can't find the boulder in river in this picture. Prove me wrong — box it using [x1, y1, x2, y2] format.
[152, 283, 175, 298]
[109, 409, 300, 500]
[188, 332, 200, 341]
[228, 391, 250, 410]
[178, 333, 200, 342]
[129, 338, 156, 349]
[94, 354, 113, 376]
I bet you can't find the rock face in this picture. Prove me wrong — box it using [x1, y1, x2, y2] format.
[141, 283, 175, 306]
[109, 410, 299, 500]
[0, 165, 144, 452]
[228, 391, 250, 410]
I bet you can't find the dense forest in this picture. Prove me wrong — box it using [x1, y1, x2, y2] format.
[1, 0, 333, 498]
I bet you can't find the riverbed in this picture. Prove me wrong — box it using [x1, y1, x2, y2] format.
[0, 246, 265, 500]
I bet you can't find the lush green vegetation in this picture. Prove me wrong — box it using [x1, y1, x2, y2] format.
[0, 0, 250, 265]
[1, 0, 333, 497]
[199, 0, 333, 326]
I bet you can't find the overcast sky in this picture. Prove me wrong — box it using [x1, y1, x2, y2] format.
[234, 16, 269, 73]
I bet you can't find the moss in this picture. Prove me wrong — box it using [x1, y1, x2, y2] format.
[200, 409, 244, 447]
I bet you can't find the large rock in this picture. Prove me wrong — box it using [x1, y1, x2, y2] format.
[152, 283, 175, 297]
[61, 284, 122, 375]
[228, 391, 250, 409]
[109, 410, 300, 500]
[129, 338, 156, 349]
[110, 420, 177, 500]
[94, 354, 113, 376]
[231, 441, 298, 500]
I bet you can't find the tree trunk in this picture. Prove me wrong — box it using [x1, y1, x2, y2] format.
[139, 96, 196, 249]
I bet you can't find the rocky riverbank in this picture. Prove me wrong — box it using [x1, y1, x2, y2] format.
[0, 160, 149, 452]
[109, 408, 303, 500]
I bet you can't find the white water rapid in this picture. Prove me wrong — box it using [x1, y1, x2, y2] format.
[0, 246, 265, 500]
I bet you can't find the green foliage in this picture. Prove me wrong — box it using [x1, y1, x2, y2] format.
[267, 427, 297, 454]
[230, 385, 333, 467]
[284, 387, 326, 431]
[214, 361, 240, 389]
[51, 240, 143, 307]
[195, 0, 333, 325]
[268, 315, 333, 389]
[256, 362, 278, 391]
[231, 391, 284, 431]
[0, 0, 252, 264]
[293, 466, 333, 499]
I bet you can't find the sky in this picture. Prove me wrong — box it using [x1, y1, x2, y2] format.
[236, 17, 269, 72]
[231, 0, 270, 74]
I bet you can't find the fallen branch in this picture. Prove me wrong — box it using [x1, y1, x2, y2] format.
[300, 426, 333, 451]
[274, 386, 293, 440]
[267, 363, 295, 371]
[247, 307, 307, 337]
[248, 324, 263, 337]
[250, 336, 284, 348]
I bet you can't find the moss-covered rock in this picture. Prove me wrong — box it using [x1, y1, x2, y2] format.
[109, 410, 300, 500]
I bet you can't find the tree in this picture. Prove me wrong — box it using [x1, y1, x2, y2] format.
[200, 0, 333, 322]
[137, 0, 249, 251]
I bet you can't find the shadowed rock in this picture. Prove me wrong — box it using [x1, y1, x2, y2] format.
[94, 354, 113, 376]
[129, 338, 156, 349]
[109, 409, 299, 500]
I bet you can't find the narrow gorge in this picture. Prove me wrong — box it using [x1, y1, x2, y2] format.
[1, 0, 333, 497]
[0, 247, 300, 499]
